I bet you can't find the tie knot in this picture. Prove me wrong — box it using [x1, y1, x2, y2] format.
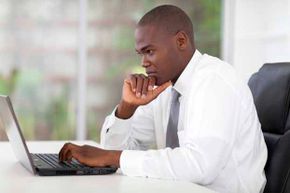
[171, 88, 180, 101]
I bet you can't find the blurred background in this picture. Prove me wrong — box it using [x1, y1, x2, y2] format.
[0, 0, 289, 142]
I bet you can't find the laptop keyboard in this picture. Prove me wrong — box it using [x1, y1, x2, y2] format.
[32, 153, 85, 169]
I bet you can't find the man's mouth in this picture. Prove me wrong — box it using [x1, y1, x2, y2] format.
[146, 72, 158, 77]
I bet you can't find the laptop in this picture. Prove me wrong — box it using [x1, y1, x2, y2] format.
[0, 95, 117, 176]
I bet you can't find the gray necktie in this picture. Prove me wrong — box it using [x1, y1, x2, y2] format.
[166, 88, 180, 148]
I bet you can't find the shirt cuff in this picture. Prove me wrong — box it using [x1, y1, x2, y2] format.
[104, 106, 133, 134]
[100, 106, 134, 149]
[120, 150, 146, 177]
[107, 111, 133, 134]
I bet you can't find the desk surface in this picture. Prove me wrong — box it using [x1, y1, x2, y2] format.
[0, 141, 216, 193]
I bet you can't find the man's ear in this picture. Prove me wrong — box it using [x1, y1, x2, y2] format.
[175, 31, 188, 50]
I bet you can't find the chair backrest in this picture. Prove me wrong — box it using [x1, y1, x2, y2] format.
[248, 62, 290, 193]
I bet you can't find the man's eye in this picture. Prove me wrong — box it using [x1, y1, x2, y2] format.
[146, 50, 153, 55]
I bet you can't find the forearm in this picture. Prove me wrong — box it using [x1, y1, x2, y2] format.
[120, 139, 229, 184]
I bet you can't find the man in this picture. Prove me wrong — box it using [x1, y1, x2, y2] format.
[59, 5, 267, 193]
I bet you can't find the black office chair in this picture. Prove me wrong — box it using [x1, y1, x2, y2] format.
[248, 62, 290, 193]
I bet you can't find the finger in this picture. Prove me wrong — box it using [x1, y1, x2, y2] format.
[63, 147, 73, 162]
[59, 143, 70, 161]
[66, 151, 73, 162]
[152, 81, 171, 98]
[141, 78, 149, 98]
[148, 76, 156, 91]
[65, 146, 84, 164]
[70, 149, 86, 165]
[59, 143, 79, 161]
[136, 75, 144, 98]
[60, 144, 71, 161]
[124, 78, 133, 96]
[129, 75, 137, 93]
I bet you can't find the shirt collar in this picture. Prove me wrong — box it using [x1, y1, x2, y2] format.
[173, 49, 202, 96]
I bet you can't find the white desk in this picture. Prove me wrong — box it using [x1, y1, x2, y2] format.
[0, 141, 216, 193]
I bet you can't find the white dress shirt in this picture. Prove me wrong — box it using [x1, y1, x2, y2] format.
[100, 50, 267, 193]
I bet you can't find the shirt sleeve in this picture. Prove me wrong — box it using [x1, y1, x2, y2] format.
[119, 74, 240, 184]
[100, 102, 156, 151]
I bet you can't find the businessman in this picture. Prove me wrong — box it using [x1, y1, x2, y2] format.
[59, 5, 267, 193]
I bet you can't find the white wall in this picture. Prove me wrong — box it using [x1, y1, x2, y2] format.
[222, 0, 290, 82]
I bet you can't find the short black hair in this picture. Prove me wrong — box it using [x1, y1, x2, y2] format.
[138, 5, 194, 45]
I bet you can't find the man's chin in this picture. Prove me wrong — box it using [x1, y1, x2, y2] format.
[155, 78, 167, 86]
[151, 77, 170, 86]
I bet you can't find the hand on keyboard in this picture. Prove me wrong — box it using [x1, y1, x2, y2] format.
[58, 142, 122, 168]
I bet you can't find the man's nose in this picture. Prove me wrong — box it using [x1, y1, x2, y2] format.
[141, 56, 150, 68]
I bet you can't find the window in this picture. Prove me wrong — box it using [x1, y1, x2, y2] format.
[0, 0, 78, 140]
[86, 0, 222, 141]
[0, 0, 222, 141]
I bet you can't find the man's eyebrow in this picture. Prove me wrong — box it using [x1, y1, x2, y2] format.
[135, 45, 153, 53]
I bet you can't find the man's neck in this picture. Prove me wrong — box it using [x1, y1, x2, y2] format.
[172, 49, 196, 85]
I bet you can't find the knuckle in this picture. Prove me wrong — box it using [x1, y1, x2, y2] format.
[129, 75, 136, 81]
[64, 142, 70, 148]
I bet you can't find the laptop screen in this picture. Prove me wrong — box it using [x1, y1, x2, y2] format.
[0, 95, 35, 174]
